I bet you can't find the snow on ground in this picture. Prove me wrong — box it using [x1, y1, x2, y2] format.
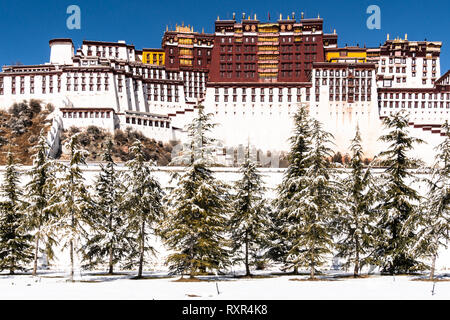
[0, 270, 449, 300]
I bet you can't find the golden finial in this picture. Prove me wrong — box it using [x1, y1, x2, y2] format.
[166, 25, 168, 31]
[301, 12, 304, 19]
[387, 33, 390, 40]
[217, 16, 220, 21]
[292, 12, 295, 20]
[318, 13, 320, 19]
[405, 33, 408, 40]
[202, 27, 204, 34]
[334, 29, 336, 35]
[287, 15, 290, 20]
[280, 13, 282, 20]
[254, 13, 257, 20]
[242, 12, 245, 20]
[233, 12, 236, 20]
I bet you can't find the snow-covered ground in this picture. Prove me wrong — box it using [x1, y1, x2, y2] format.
[1, 270, 449, 300]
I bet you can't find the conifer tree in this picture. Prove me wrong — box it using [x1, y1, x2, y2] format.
[281, 119, 338, 279]
[82, 140, 128, 274]
[376, 110, 425, 274]
[334, 127, 379, 277]
[0, 150, 33, 274]
[53, 133, 91, 281]
[269, 105, 312, 273]
[230, 148, 268, 276]
[23, 131, 58, 276]
[161, 105, 231, 278]
[121, 139, 164, 279]
[414, 121, 450, 279]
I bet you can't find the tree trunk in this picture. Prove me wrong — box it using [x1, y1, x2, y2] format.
[354, 236, 360, 278]
[293, 266, 298, 275]
[70, 240, 74, 282]
[33, 232, 40, 276]
[310, 241, 316, 280]
[190, 236, 195, 279]
[108, 245, 114, 275]
[245, 231, 250, 277]
[10, 248, 15, 275]
[9, 258, 15, 275]
[69, 179, 75, 282]
[430, 254, 437, 280]
[137, 220, 145, 279]
[108, 211, 114, 274]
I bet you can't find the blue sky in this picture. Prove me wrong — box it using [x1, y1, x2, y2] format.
[0, 0, 449, 72]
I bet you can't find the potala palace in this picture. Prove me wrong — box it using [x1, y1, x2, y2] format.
[0, 13, 449, 163]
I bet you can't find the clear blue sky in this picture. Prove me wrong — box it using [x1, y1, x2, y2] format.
[0, 0, 449, 72]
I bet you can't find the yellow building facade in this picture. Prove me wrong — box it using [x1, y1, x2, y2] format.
[326, 47, 367, 63]
[142, 49, 165, 65]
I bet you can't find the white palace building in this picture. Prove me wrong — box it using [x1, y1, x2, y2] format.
[0, 15, 449, 164]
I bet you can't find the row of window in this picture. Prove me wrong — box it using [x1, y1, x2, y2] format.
[125, 117, 170, 128]
[63, 110, 111, 119]
[316, 78, 373, 86]
[215, 94, 309, 103]
[216, 87, 308, 95]
[382, 101, 450, 109]
[315, 69, 373, 77]
[219, 36, 317, 44]
[329, 94, 371, 102]
[381, 92, 450, 100]
[381, 57, 437, 66]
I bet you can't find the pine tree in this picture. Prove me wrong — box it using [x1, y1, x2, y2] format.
[376, 110, 425, 274]
[334, 127, 380, 277]
[121, 139, 164, 279]
[53, 133, 91, 281]
[414, 121, 450, 280]
[23, 131, 58, 276]
[0, 150, 33, 274]
[269, 105, 312, 274]
[161, 105, 231, 278]
[280, 119, 338, 279]
[230, 148, 268, 276]
[82, 140, 128, 274]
